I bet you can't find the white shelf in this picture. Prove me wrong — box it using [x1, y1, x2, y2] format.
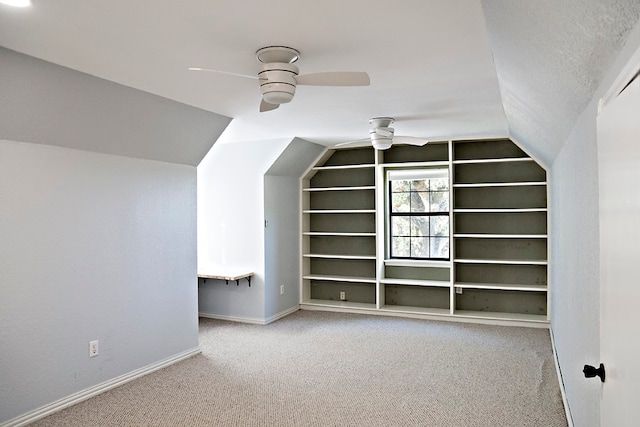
[453, 310, 548, 323]
[455, 282, 547, 292]
[303, 209, 376, 214]
[380, 278, 450, 288]
[304, 232, 376, 237]
[312, 164, 375, 171]
[381, 305, 451, 316]
[304, 186, 375, 192]
[453, 181, 546, 188]
[302, 299, 377, 310]
[454, 233, 548, 239]
[453, 157, 534, 165]
[303, 253, 377, 260]
[303, 274, 377, 284]
[455, 258, 548, 265]
[383, 161, 450, 168]
[454, 208, 547, 213]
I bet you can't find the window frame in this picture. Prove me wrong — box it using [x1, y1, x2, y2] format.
[386, 167, 451, 261]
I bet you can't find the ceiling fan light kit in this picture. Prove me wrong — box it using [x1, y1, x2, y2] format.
[190, 45, 370, 112]
[336, 117, 429, 150]
[369, 118, 396, 150]
[258, 62, 298, 105]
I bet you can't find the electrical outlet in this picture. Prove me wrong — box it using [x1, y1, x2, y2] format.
[89, 340, 99, 358]
[280, 284, 285, 295]
[456, 287, 463, 294]
[340, 291, 346, 301]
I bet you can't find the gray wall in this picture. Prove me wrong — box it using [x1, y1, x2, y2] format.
[197, 138, 292, 322]
[550, 19, 640, 427]
[0, 141, 199, 422]
[197, 137, 324, 323]
[0, 46, 230, 166]
[264, 139, 326, 319]
[0, 46, 228, 424]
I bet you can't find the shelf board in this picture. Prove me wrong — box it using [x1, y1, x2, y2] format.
[303, 253, 377, 260]
[302, 299, 377, 310]
[453, 310, 548, 323]
[312, 164, 375, 171]
[383, 161, 450, 168]
[303, 186, 375, 192]
[454, 208, 547, 213]
[454, 258, 548, 265]
[380, 278, 450, 288]
[304, 232, 376, 237]
[303, 209, 376, 214]
[381, 305, 451, 316]
[455, 282, 547, 292]
[454, 233, 548, 239]
[453, 157, 534, 165]
[453, 181, 546, 188]
[303, 274, 377, 284]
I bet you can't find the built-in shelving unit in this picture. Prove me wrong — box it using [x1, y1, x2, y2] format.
[300, 139, 549, 327]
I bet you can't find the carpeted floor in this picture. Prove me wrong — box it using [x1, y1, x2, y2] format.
[32, 310, 568, 426]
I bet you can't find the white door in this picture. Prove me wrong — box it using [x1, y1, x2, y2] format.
[597, 75, 640, 426]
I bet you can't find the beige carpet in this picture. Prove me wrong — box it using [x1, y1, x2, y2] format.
[32, 310, 567, 426]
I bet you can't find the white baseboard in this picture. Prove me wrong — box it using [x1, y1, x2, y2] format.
[1, 347, 201, 427]
[549, 327, 574, 427]
[199, 305, 299, 325]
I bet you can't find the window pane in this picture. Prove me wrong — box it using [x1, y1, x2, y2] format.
[391, 192, 410, 212]
[411, 237, 430, 258]
[391, 180, 410, 192]
[430, 177, 449, 191]
[430, 216, 449, 237]
[410, 179, 428, 192]
[430, 191, 449, 212]
[392, 237, 410, 257]
[410, 216, 429, 236]
[410, 191, 429, 212]
[391, 217, 410, 236]
[430, 237, 449, 259]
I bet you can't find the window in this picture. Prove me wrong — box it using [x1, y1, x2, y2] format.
[388, 168, 450, 260]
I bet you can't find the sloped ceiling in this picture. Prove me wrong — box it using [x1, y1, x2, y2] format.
[1, 1, 640, 164]
[0, 47, 231, 165]
[482, 0, 640, 165]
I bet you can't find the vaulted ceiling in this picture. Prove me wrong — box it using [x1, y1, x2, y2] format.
[1, 0, 639, 166]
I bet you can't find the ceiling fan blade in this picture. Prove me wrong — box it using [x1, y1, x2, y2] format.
[392, 136, 429, 146]
[260, 99, 279, 112]
[334, 138, 370, 147]
[295, 72, 370, 86]
[188, 67, 258, 80]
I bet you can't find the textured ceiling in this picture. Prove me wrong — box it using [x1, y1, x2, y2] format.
[482, 0, 640, 165]
[1, 1, 640, 163]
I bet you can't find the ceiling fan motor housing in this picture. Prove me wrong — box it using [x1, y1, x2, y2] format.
[258, 62, 298, 105]
[370, 126, 394, 150]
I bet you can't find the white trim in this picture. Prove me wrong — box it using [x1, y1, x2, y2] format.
[384, 258, 451, 268]
[1, 347, 201, 427]
[299, 303, 549, 328]
[600, 43, 640, 113]
[549, 327, 574, 427]
[199, 305, 299, 326]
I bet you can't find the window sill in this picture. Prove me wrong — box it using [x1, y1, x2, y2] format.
[384, 259, 451, 268]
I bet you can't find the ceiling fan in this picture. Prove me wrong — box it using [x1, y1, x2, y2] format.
[189, 46, 370, 112]
[336, 117, 429, 150]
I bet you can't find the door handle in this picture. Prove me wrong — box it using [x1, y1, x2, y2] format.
[583, 363, 606, 382]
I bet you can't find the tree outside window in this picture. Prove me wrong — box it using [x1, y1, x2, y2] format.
[388, 168, 450, 260]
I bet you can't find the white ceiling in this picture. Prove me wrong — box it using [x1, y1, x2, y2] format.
[0, 0, 508, 148]
[1, 0, 639, 164]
